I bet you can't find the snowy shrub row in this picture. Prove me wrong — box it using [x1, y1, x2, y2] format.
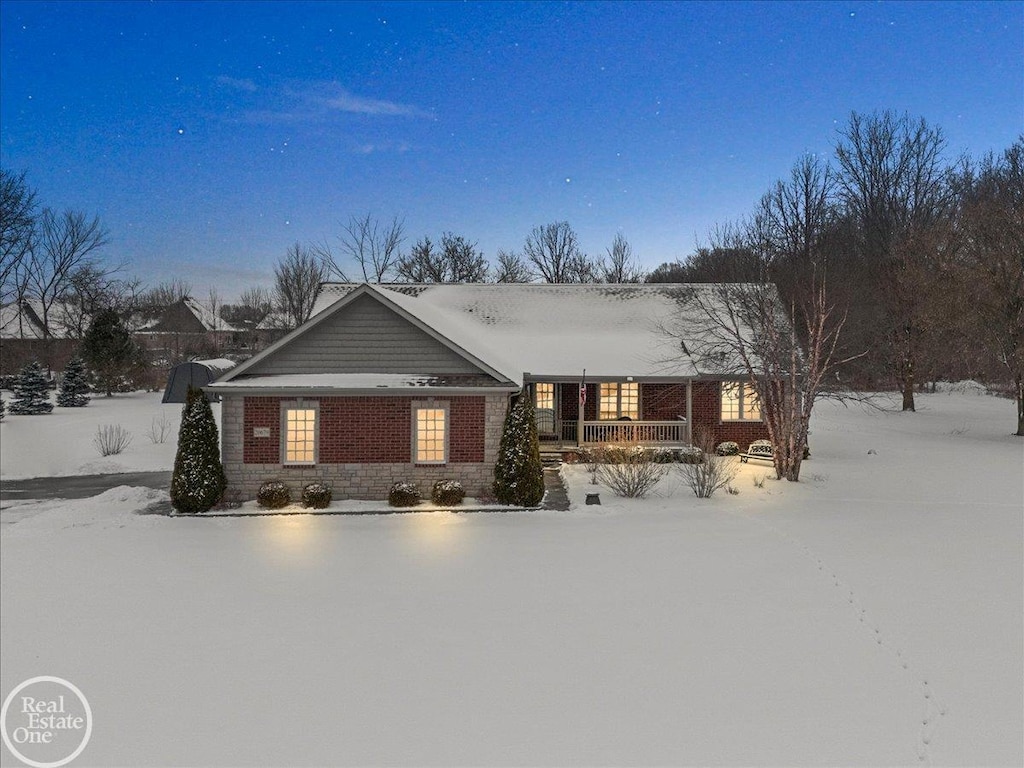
[387, 480, 466, 508]
[256, 480, 334, 509]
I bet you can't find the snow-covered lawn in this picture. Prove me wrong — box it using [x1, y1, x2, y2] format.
[1, 392, 1021, 766]
[0, 391, 217, 479]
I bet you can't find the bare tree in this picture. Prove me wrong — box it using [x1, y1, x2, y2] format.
[221, 285, 272, 350]
[396, 232, 488, 283]
[598, 233, 645, 283]
[144, 279, 192, 308]
[959, 139, 1024, 435]
[274, 243, 326, 330]
[492, 249, 532, 283]
[0, 169, 37, 304]
[24, 209, 110, 337]
[523, 221, 595, 283]
[835, 111, 955, 410]
[672, 159, 861, 481]
[58, 265, 143, 339]
[321, 213, 405, 283]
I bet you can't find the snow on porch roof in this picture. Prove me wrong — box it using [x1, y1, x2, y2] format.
[311, 283, 704, 379]
[209, 373, 516, 393]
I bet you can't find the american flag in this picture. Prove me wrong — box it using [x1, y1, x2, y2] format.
[579, 371, 586, 406]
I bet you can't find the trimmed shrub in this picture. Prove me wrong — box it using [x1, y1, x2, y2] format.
[170, 386, 227, 513]
[431, 479, 465, 506]
[56, 357, 91, 407]
[389, 482, 421, 508]
[677, 445, 704, 464]
[715, 440, 740, 456]
[650, 448, 676, 464]
[257, 480, 291, 509]
[493, 394, 545, 506]
[9, 360, 54, 415]
[302, 482, 332, 509]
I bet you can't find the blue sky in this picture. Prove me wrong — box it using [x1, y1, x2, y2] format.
[1, 1, 1021, 298]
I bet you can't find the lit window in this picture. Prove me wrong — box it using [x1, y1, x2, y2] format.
[599, 382, 639, 420]
[414, 405, 447, 464]
[535, 382, 554, 411]
[721, 382, 761, 421]
[282, 403, 318, 464]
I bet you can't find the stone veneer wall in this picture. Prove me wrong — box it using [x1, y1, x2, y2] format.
[220, 393, 509, 501]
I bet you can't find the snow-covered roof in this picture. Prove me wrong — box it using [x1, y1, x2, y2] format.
[0, 300, 76, 339]
[190, 358, 237, 373]
[309, 283, 716, 380]
[210, 373, 513, 393]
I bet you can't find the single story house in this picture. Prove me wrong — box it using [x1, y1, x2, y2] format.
[208, 283, 771, 500]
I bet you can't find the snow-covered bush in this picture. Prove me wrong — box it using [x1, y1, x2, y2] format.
[650, 448, 677, 464]
[431, 479, 465, 506]
[94, 424, 133, 456]
[715, 440, 740, 456]
[257, 480, 291, 509]
[56, 357, 91, 407]
[677, 445, 704, 464]
[681, 430, 738, 498]
[389, 482, 421, 508]
[302, 482, 332, 509]
[493, 394, 544, 506]
[170, 386, 227, 513]
[592, 441, 667, 498]
[9, 360, 54, 415]
[0, 397, 5, 422]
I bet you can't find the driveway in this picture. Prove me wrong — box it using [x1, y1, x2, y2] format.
[0, 471, 171, 503]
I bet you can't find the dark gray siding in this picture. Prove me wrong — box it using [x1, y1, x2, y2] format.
[244, 293, 486, 376]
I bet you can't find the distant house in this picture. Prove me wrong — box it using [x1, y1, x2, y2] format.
[208, 283, 771, 500]
[0, 300, 79, 375]
[133, 296, 241, 363]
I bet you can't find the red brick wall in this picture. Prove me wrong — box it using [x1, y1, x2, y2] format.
[242, 395, 485, 465]
[641, 383, 688, 420]
[691, 381, 769, 448]
[560, 382, 597, 421]
[243, 397, 282, 463]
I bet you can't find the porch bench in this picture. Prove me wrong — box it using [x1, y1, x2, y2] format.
[739, 440, 774, 464]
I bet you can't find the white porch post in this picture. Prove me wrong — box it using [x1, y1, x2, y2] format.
[686, 380, 693, 445]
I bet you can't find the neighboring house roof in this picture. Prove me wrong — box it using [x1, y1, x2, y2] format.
[134, 297, 242, 334]
[0, 300, 76, 340]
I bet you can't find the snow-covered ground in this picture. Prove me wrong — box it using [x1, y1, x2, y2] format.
[0, 391, 217, 479]
[1, 392, 1021, 766]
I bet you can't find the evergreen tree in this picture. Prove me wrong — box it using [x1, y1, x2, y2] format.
[9, 360, 54, 415]
[56, 357, 91, 407]
[81, 308, 139, 396]
[493, 393, 545, 506]
[170, 386, 226, 513]
[0, 396, 6, 422]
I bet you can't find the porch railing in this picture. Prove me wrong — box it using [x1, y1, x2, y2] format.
[548, 420, 690, 446]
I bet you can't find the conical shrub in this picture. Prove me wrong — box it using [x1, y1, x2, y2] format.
[493, 393, 545, 506]
[57, 357, 91, 407]
[9, 360, 54, 415]
[170, 386, 226, 513]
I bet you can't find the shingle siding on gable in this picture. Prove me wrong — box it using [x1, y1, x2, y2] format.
[242, 293, 485, 377]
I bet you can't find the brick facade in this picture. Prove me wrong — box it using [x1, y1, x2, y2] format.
[223, 393, 507, 501]
[689, 381, 770, 447]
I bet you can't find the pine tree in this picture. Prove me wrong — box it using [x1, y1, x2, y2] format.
[81, 308, 139, 396]
[493, 393, 545, 506]
[0, 396, 6, 422]
[56, 357, 91, 407]
[9, 360, 54, 415]
[170, 386, 226, 513]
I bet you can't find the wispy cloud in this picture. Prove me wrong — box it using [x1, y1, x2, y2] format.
[232, 80, 432, 125]
[215, 75, 258, 93]
[354, 141, 412, 155]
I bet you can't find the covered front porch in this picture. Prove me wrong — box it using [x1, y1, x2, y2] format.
[529, 378, 693, 448]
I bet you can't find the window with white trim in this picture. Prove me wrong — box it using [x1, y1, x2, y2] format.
[413, 403, 448, 464]
[599, 382, 639, 420]
[535, 382, 554, 411]
[282, 401, 318, 464]
[720, 382, 761, 421]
